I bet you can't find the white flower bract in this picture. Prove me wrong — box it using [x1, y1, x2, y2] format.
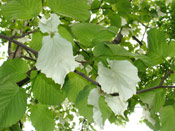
[88, 88, 103, 128]
[38, 14, 61, 34]
[97, 60, 140, 101]
[105, 96, 128, 116]
[36, 14, 78, 87]
[142, 108, 155, 125]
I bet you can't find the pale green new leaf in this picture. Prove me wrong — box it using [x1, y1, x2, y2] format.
[1, 0, 42, 20]
[0, 82, 27, 127]
[30, 104, 55, 131]
[0, 59, 28, 83]
[32, 73, 66, 105]
[160, 105, 175, 131]
[48, 0, 90, 21]
[63, 72, 89, 102]
[72, 23, 116, 47]
[97, 60, 140, 101]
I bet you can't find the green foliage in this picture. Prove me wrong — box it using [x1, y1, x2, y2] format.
[0, 59, 28, 83]
[32, 73, 66, 105]
[75, 85, 94, 122]
[0, 82, 27, 127]
[1, 0, 175, 130]
[1, 0, 42, 20]
[30, 104, 55, 131]
[160, 105, 175, 131]
[48, 0, 90, 21]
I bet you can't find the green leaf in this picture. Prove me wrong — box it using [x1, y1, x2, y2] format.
[32, 73, 66, 105]
[58, 25, 74, 43]
[91, 0, 101, 13]
[75, 85, 94, 122]
[107, 44, 135, 57]
[160, 105, 175, 131]
[139, 79, 165, 112]
[0, 59, 28, 83]
[147, 28, 167, 64]
[72, 23, 115, 47]
[115, 0, 131, 17]
[99, 96, 113, 124]
[166, 41, 175, 57]
[30, 32, 43, 51]
[1, 0, 42, 20]
[93, 42, 113, 57]
[63, 72, 89, 102]
[0, 82, 27, 127]
[30, 104, 55, 131]
[48, 0, 90, 21]
[109, 14, 121, 28]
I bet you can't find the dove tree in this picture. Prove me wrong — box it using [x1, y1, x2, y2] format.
[0, 0, 175, 131]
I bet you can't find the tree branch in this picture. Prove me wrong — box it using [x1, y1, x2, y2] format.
[74, 70, 101, 87]
[132, 36, 143, 46]
[137, 70, 173, 94]
[159, 70, 173, 86]
[0, 34, 38, 57]
[13, 30, 36, 38]
[137, 85, 175, 94]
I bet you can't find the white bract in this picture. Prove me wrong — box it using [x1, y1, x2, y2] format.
[142, 108, 155, 125]
[88, 88, 103, 128]
[105, 95, 128, 116]
[36, 14, 78, 86]
[97, 60, 140, 101]
[38, 14, 61, 34]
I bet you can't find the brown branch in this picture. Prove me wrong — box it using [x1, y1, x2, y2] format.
[21, 55, 36, 62]
[137, 85, 175, 94]
[132, 36, 143, 46]
[74, 70, 101, 87]
[137, 70, 173, 94]
[0, 34, 38, 57]
[17, 67, 36, 86]
[159, 70, 173, 86]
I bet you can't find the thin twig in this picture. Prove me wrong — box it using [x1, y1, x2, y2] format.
[159, 70, 173, 86]
[13, 30, 36, 38]
[21, 55, 36, 62]
[0, 34, 38, 56]
[137, 86, 175, 94]
[74, 70, 101, 87]
[132, 36, 143, 46]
